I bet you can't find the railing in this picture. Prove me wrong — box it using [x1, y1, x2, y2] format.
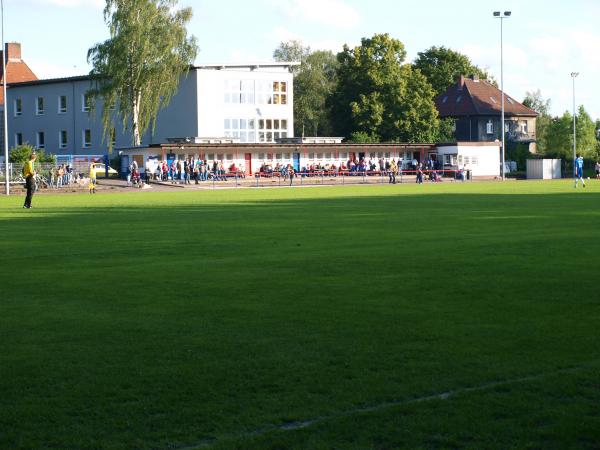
[250, 169, 473, 187]
[508, 131, 536, 142]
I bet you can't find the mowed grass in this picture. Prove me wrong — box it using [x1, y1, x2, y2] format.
[1, 181, 600, 450]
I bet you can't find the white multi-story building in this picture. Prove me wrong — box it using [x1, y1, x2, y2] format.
[6, 62, 296, 155]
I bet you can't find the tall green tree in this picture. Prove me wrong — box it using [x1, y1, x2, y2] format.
[331, 33, 439, 142]
[523, 90, 551, 154]
[273, 40, 310, 75]
[545, 106, 596, 159]
[574, 106, 597, 157]
[414, 46, 492, 96]
[87, 0, 197, 148]
[274, 42, 338, 137]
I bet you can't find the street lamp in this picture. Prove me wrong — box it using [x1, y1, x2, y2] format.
[1, 0, 8, 195]
[571, 72, 579, 181]
[494, 10, 511, 180]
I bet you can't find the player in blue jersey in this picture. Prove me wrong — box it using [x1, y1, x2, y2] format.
[575, 155, 586, 188]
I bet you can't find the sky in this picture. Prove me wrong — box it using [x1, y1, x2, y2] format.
[5, 0, 600, 119]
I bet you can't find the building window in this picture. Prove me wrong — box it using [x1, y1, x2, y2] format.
[59, 130, 68, 149]
[58, 95, 68, 113]
[36, 97, 44, 115]
[272, 81, 287, 105]
[15, 133, 23, 147]
[82, 93, 93, 113]
[14, 98, 22, 116]
[83, 129, 92, 148]
[256, 80, 288, 105]
[486, 120, 494, 134]
[258, 118, 288, 143]
[520, 121, 528, 133]
[224, 118, 256, 143]
[36, 131, 45, 149]
[224, 80, 255, 104]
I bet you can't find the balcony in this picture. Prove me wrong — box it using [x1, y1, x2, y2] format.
[507, 131, 536, 142]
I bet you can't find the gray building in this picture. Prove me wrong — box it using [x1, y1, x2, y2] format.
[6, 62, 296, 156]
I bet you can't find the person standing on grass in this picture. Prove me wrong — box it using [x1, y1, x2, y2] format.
[288, 164, 295, 186]
[575, 155, 586, 188]
[23, 152, 36, 209]
[389, 159, 397, 184]
[595, 161, 600, 180]
[89, 163, 97, 194]
[416, 163, 424, 184]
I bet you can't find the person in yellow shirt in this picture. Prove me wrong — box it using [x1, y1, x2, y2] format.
[89, 163, 97, 194]
[388, 159, 397, 184]
[23, 152, 37, 208]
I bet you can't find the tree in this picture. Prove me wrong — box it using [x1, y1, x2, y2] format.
[273, 40, 310, 75]
[87, 0, 197, 149]
[545, 107, 596, 160]
[523, 90, 551, 154]
[574, 106, 597, 157]
[9, 144, 55, 164]
[331, 33, 440, 142]
[414, 46, 493, 96]
[545, 112, 572, 158]
[274, 42, 339, 137]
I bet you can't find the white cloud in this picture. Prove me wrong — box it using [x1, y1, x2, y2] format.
[267, 27, 343, 53]
[267, 0, 360, 29]
[270, 26, 303, 44]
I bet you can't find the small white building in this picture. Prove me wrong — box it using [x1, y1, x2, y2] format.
[526, 159, 562, 179]
[435, 142, 501, 178]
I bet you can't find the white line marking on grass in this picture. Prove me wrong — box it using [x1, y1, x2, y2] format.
[175, 362, 598, 449]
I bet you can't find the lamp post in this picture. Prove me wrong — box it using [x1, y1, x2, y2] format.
[494, 10, 511, 180]
[1, 0, 8, 195]
[571, 72, 579, 181]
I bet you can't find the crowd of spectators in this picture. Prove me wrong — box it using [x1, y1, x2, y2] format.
[131, 158, 246, 186]
[125, 155, 469, 187]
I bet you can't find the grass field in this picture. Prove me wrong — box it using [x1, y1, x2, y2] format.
[1, 181, 600, 450]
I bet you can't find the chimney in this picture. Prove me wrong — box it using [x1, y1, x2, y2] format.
[457, 75, 465, 90]
[471, 74, 480, 82]
[5, 43, 21, 62]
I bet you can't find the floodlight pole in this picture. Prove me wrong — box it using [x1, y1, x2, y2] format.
[1, 0, 9, 195]
[571, 72, 579, 181]
[494, 11, 511, 180]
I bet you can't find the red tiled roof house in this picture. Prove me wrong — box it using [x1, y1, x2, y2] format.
[435, 75, 538, 153]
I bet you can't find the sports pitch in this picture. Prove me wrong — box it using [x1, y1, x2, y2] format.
[1, 181, 599, 449]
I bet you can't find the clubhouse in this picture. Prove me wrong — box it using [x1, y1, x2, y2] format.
[119, 138, 501, 178]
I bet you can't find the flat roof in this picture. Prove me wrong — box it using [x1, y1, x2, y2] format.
[194, 62, 299, 70]
[7, 75, 91, 88]
[7, 62, 300, 88]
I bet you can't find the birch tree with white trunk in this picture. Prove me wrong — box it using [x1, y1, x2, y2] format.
[88, 0, 197, 149]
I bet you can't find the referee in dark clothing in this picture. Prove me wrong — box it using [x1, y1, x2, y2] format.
[23, 152, 36, 209]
